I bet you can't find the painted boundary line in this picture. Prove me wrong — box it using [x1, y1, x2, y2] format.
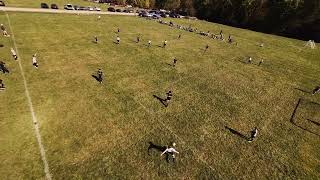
[5, 12, 52, 180]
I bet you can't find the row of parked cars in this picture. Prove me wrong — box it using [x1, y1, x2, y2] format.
[138, 10, 181, 19]
[107, 7, 134, 13]
[40, 3, 101, 11]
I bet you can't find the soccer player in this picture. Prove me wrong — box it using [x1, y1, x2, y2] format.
[258, 59, 264, 66]
[164, 90, 173, 106]
[116, 36, 120, 44]
[94, 36, 98, 43]
[312, 86, 320, 95]
[10, 48, 18, 60]
[0, 24, 5, 31]
[228, 34, 233, 43]
[32, 54, 39, 68]
[161, 143, 179, 163]
[163, 40, 167, 48]
[0, 61, 9, 73]
[172, 58, 178, 67]
[97, 69, 103, 83]
[248, 57, 252, 64]
[248, 127, 258, 142]
[117, 28, 120, 33]
[148, 40, 151, 47]
[137, 36, 140, 43]
[178, 34, 181, 39]
[0, 79, 5, 90]
[204, 44, 209, 53]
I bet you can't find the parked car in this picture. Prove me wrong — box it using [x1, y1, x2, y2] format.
[41, 3, 49, 9]
[73, 5, 80, 10]
[138, 11, 148, 17]
[93, 7, 101, 11]
[64, 4, 74, 10]
[116, 9, 121, 12]
[51, 4, 58, 9]
[78, 6, 87, 10]
[108, 7, 115, 12]
[152, 14, 161, 19]
[0, 1, 5, 6]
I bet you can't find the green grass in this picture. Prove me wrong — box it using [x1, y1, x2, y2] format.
[4, 0, 106, 10]
[0, 12, 319, 179]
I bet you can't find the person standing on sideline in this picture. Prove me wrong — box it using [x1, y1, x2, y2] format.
[32, 54, 38, 68]
[161, 142, 179, 163]
[148, 40, 151, 47]
[10, 48, 18, 60]
[116, 36, 120, 44]
[163, 40, 167, 48]
[0, 79, 5, 90]
[0, 61, 9, 73]
[248, 127, 258, 142]
[312, 86, 320, 95]
[172, 58, 178, 67]
[97, 69, 103, 83]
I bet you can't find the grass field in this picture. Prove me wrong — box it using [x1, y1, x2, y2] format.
[3, 0, 106, 10]
[0, 11, 319, 179]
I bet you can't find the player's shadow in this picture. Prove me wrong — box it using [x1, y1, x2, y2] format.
[166, 62, 173, 67]
[91, 74, 100, 82]
[147, 142, 167, 155]
[153, 95, 167, 107]
[225, 126, 248, 140]
[294, 88, 310, 94]
[237, 58, 250, 64]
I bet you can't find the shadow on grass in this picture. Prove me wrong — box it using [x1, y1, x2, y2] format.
[153, 95, 167, 107]
[147, 142, 167, 155]
[225, 126, 248, 140]
[91, 74, 100, 82]
[165, 62, 173, 67]
[289, 98, 320, 137]
[294, 88, 310, 94]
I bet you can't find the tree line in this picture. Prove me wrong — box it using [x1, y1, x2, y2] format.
[120, 0, 320, 42]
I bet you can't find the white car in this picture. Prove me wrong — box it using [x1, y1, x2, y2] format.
[94, 7, 101, 11]
[88, 6, 94, 11]
[64, 4, 74, 10]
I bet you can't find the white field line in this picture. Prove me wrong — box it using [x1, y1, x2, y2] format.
[5, 12, 52, 180]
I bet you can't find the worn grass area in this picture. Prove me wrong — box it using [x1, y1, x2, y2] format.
[0, 12, 319, 179]
[4, 0, 105, 9]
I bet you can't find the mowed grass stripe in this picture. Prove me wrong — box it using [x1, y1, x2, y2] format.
[5, 12, 52, 180]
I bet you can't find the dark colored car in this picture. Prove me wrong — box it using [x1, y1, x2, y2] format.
[41, 3, 49, 9]
[51, 4, 58, 9]
[0, 1, 5, 6]
[108, 7, 115, 12]
[116, 9, 121, 12]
